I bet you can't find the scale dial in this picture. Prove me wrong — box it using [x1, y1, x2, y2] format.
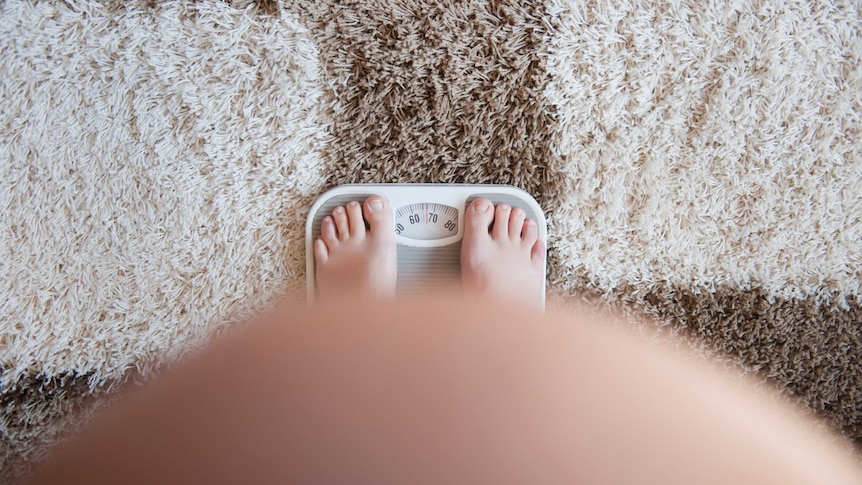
[394, 203, 459, 240]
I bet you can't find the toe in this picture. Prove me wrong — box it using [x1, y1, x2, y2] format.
[464, 199, 494, 240]
[364, 195, 394, 239]
[531, 239, 546, 265]
[509, 207, 526, 240]
[522, 219, 538, 247]
[492, 204, 511, 240]
[346, 201, 366, 239]
[332, 206, 350, 241]
[321, 216, 338, 246]
[313, 237, 328, 264]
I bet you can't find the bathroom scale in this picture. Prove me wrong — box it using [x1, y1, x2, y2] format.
[305, 184, 547, 309]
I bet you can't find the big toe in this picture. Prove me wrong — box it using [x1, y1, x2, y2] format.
[364, 195, 394, 239]
[464, 198, 494, 241]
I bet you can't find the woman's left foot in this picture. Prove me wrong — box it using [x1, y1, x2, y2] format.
[313, 195, 397, 300]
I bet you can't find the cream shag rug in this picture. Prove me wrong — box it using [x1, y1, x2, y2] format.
[1, 0, 860, 479]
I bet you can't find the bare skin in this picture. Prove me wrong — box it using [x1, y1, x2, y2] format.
[313, 196, 397, 298]
[314, 196, 545, 309]
[26, 197, 862, 484]
[460, 198, 546, 311]
[28, 295, 862, 484]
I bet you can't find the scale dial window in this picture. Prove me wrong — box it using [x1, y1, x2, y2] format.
[394, 203, 459, 240]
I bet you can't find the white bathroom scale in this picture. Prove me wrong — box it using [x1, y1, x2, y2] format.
[306, 184, 547, 308]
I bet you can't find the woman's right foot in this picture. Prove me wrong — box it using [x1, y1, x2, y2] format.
[460, 199, 546, 312]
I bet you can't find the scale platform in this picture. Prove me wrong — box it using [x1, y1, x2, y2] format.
[305, 184, 547, 309]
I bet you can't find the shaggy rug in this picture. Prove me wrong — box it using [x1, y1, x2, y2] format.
[1, 0, 860, 479]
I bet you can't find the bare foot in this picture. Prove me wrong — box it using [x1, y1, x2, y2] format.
[314, 195, 397, 300]
[460, 199, 546, 312]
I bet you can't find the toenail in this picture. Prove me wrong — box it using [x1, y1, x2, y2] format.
[369, 199, 383, 211]
[473, 200, 490, 213]
[500, 204, 510, 211]
[349, 201, 359, 208]
[513, 208, 524, 217]
[323, 217, 332, 224]
[335, 207, 344, 214]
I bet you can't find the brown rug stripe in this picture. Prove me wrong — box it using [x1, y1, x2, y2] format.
[1, 374, 117, 482]
[562, 282, 862, 447]
[283, 0, 562, 204]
